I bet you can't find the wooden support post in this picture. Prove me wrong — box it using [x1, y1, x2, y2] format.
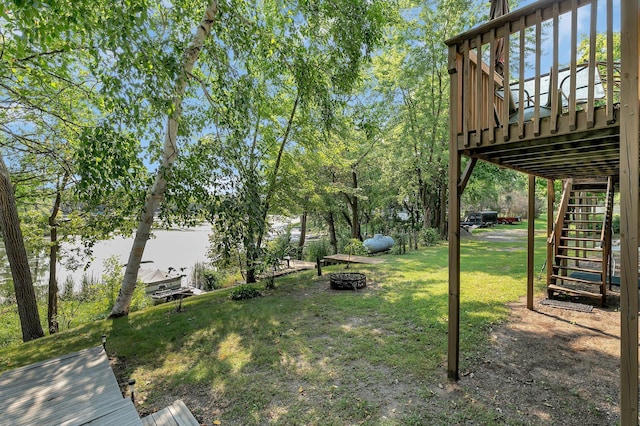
[448, 151, 461, 381]
[546, 180, 554, 291]
[619, 0, 640, 423]
[527, 175, 535, 310]
[448, 45, 461, 382]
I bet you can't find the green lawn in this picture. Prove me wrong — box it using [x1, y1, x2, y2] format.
[0, 221, 549, 425]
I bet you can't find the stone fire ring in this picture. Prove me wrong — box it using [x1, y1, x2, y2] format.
[330, 272, 366, 290]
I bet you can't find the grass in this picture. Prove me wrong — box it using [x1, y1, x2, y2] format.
[0, 221, 549, 425]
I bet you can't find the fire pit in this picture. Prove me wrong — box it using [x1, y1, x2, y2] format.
[330, 272, 366, 290]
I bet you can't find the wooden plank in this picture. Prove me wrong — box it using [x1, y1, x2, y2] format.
[533, 10, 542, 136]
[0, 357, 122, 411]
[0, 346, 141, 426]
[445, 0, 593, 48]
[606, 0, 614, 123]
[448, 52, 462, 381]
[141, 412, 159, 426]
[81, 398, 142, 426]
[489, 29, 496, 144]
[546, 179, 554, 292]
[322, 254, 386, 265]
[527, 175, 535, 310]
[475, 35, 483, 146]
[586, 0, 597, 128]
[448, 149, 461, 381]
[463, 39, 471, 147]
[502, 22, 511, 142]
[148, 407, 179, 426]
[458, 106, 619, 151]
[548, 284, 603, 298]
[550, 3, 559, 133]
[569, 0, 578, 130]
[167, 400, 200, 426]
[619, 0, 640, 421]
[518, 16, 526, 139]
[458, 157, 477, 193]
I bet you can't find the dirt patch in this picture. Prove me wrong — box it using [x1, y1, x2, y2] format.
[468, 226, 528, 243]
[457, 226, 624, 424]
[457, 294, 622, 425]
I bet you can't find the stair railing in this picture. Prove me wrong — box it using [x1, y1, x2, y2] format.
[601, 176, 614, 290]
[548, 178, 573, 282]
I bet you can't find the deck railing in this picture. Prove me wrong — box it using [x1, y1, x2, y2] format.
[446, 0, 620, 147]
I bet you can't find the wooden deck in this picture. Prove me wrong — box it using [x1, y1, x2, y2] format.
[141, 400, 199, 426]
[0, 346, 141, 426]
[323, 254, 387, 265]
[0, 346, 201, 426]
[446, 0, 640, 422]
[258, 259, 317, 280]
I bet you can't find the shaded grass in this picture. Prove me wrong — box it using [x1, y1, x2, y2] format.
[0, 225, 549, 424]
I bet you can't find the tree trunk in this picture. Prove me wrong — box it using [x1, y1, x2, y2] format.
[47, 173, 68, 334]
[349, 170, 361, 240]
[298, 210, 307, 253]
[0, 152, 44, 342]
[255, 95, 299, 253]
[110, 0, 218, 318]
[243, 170, 263, 284]
[47, 226, 59, 334]
[439, 184, 447, 238]
[326, 211, 338, 254]
[245, 240, 259, 284]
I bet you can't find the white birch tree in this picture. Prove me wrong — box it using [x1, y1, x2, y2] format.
[109, 1, 219, 317]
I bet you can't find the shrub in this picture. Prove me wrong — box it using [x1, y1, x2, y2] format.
[305, 238, 331, 261]
[192, 261, 225, 291]
[343, 238, 368, 256]
[420, 228, 441, 247]
[230, 285, 262, 300]
[101, 256, 149, 311]
[263, 233, 293, 271]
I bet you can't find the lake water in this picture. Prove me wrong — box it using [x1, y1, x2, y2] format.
[0, 224, 213, 292]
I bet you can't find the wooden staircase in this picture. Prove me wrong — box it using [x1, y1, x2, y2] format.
[548, 177, 614, 306]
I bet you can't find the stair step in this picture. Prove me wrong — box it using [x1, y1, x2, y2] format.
[548, 284, 604, 299]
[558, 245, 602, 252]
[568, 200, 606, 204]
[551, 274, 605, 286]
[571, 187, 607, 191]
[556, 254, 603, 263]
[564, 220, 603, 224]
[560, 237, 602, 243]
[553, 265, 604, 275]
[562, 228, 601, 233]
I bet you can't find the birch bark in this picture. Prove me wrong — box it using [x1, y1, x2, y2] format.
[110, 0, 219, 317]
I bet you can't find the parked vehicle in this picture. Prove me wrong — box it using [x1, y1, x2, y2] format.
[497, 216, 521, 225]
[461, 211, 498, 228]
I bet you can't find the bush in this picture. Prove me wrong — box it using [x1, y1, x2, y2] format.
[391, 232, 407, 255]
[192, 261, 225, 291]
[305, 238, 331, 261]
[420, 228, 441, 247]
[263, 233, 293, 270]
[342, 238, 369, 256]
[229, 285, 262, 300]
